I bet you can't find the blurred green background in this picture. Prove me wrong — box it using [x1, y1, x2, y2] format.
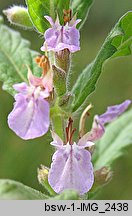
[0, 0, 132, 199]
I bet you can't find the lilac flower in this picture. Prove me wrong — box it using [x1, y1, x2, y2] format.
[48, 100, 131, 195]
[8, 68, 51, 140]
[48, 119, 94, 195]
[87, 100, 131, 142]
[41, 16, 81, 53]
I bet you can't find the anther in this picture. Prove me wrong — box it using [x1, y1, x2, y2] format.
[65, 117, 76, 144]
[63, 9, 72, 25]
[69, 128, 76, 144]
[35, 55, 50, 75]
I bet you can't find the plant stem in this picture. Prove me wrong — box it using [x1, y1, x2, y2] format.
[51, 115, 65, 139]
[50, 103, 67, 139]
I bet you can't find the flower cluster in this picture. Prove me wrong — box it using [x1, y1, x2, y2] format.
[7, 9, 131, 196]
[48, 100, 131, 194]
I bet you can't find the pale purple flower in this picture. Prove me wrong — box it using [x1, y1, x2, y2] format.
[48, 100, 131, 195]
[48, 121, 94, 195]
[41, 16, 81, 53]
[87, 100, 131, 142]
[8, 69, 51, 140]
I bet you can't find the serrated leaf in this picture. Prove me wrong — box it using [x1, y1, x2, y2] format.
[26, 0, 70, 33]
[93, 109, 132, 169]
[0, 22, 41, 96]
[0, 179, 49, 200]
[71, 11, 132, 112]
[70, 0, 93, 29]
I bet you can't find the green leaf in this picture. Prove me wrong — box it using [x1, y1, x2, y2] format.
[0, 22, 41, 96]
[26, 0, 70, 33]
[93, 108, 132, 170]
[26, 0, 51, 33]
[71, 11, 132, 112]
[52, 189, 79, 200]
[70, 0, 93, 29]
[0, 179, 49, 200]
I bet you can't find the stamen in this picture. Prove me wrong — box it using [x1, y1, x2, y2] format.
[66, 127, 69, 143]
[35, 55, 50, 76]
[65, 117, 76, 144]
[69, 128, 76, 144]
[68, 117, 73, 129]
[79, 103, 93, 138]
[63, 9, 72, 25]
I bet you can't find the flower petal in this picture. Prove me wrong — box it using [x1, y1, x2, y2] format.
[87, 116, 105, 142]
[41, 69, 53, 92]
[8, 94, 50, 140]
[13, 82, 28, 93]
[28, 67, 42, 87]
[40, 88, 50, 98]
[44, 15, 55, 26]
[50, 131, 63, 148]
[64, 26, 80, 48]
[55, 43, 80, 53]
[53, 26, 80, 53]
[41, 16, 80, 53]
[27, 67, 52, 94]
[77, 132, 95, 148]
[98, 100, 131, 125]
[88, 100, 131, 142]
[41, 29, 60, 52]
[69, 15, 81, 27]
[48, 143, 94, 195]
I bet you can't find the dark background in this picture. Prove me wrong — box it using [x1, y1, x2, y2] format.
[0, 0, 132, 199]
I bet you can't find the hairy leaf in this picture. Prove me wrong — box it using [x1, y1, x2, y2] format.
[0, 179, 48, 200]
[71, 11, 132, 112]
[26, 0, 70, 33]
[93, 108, 132, 169]
[70, 0, 93, 29]
[0, 22, 41, 95]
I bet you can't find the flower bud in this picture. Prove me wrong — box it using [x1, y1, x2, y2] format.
[55, 49, 71, 73]
[59, 92, 73, 107]
[3, 6, 33, 29]
[37, 165, 56, 196]
[93, 167, 113, 189]
[89, 167, 113, 194]
[52, 65, 66, 96]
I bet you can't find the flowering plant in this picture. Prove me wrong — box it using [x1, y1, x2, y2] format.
[0, 0, 132, 200]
